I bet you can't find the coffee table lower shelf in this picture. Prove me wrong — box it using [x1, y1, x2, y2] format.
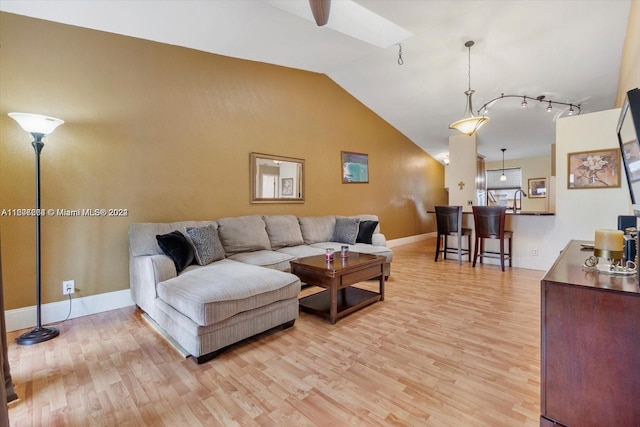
[299, 287, 381, 323]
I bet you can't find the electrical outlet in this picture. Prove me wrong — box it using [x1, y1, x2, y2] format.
[63, 280, 75, 295]
[532, 249, 539, 256]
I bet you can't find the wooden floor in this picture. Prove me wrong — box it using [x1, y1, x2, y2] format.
[7, 240, 544, 426]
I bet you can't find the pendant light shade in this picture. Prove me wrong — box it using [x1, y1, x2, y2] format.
[448, 96, 490, 135]
[449, 41, 490, 136]
[500, 148, 507, 181]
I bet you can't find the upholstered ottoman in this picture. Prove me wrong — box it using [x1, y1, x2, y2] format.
[154, 259, 300, 363]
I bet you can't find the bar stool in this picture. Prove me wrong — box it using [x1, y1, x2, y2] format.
[434, 206, 472, 265]
[472, 206, 512, 271]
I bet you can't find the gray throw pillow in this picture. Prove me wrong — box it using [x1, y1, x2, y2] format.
[186, 224, 225, 265]
[332, 217, 360, 245]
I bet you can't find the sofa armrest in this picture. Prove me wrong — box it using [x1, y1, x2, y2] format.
[372, 233, 387, 247]
[130, 254, 176, 316]
[150, 254, 177, 283]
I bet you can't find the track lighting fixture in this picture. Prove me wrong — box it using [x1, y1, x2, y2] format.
[449, 39, 581, 135]
[500, 148, 507, 182]
[479, 94, 581, 117]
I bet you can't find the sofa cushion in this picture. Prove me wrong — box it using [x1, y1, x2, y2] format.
[332, 217, 360, 245]
[186, 224, 225, 265]
[356, 220, 379, 244]
[276, 245, 325, 259]
[217, 215, 272, 255]
[350, 243, 394, 263]
[228, 250, 295, 272]
[298, 216, 336, 244]
[157, 259, 300, 326]
[262, 215, 304, 250]
[156, 231, 195, 272]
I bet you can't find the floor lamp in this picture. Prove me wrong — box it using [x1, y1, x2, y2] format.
[8, 112, 64, 345]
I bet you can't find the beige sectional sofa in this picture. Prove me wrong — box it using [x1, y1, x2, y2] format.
[128, 214, 392, 363]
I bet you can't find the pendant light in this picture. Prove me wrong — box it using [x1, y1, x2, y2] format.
[500, 148, 507, 182]
[449, 41, 490, 136]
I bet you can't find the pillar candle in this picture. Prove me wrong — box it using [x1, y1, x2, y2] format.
[594, 229, 624, 251]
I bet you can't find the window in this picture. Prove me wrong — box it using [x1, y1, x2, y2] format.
[486, 167, 522, 190]
[486, 168, 524, 208]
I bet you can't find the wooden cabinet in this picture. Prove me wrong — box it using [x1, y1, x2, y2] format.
[540, 240, 640, 426]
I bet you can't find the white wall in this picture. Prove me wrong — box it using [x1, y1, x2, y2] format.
[510, 108, 634, 270]
[447, 133, 478, 211]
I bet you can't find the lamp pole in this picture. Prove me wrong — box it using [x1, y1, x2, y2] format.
[9, 113, 64, 345]
[15, 134, 59, 345]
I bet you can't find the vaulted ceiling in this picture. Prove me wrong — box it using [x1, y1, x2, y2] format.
[0, 0, 632, 162]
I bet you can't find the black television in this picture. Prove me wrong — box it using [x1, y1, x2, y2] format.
[617, 88, 640, 217]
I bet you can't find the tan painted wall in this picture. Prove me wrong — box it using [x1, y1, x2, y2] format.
[0, 13, 446, 310]
[616, 0, 640, 106]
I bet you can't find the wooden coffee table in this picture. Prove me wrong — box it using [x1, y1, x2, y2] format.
[290, 252, 385, 324]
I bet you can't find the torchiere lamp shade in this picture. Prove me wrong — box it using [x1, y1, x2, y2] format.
[8, 112, 64, 135]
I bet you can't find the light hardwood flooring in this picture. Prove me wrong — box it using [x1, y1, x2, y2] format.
[7, 240, 544, 426]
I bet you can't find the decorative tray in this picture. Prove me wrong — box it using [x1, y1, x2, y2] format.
[582, 264, 637, 275]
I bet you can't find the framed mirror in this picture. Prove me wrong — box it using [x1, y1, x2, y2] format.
[250, 152, 305, 203]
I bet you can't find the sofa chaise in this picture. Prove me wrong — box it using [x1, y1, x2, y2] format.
[128, 214, 393, 363]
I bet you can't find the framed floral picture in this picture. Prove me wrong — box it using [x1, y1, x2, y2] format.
[567, 148, 621, 189]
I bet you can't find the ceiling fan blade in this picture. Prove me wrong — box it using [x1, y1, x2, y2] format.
[309, 0, 331, 26]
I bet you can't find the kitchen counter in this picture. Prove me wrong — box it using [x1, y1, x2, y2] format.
[428, 210, 554, 216]
[505, 210, 554, 216]
[427, 208, 557, 270]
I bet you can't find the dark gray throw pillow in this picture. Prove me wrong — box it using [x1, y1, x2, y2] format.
[332, 217, 360, 245]
[186, 224, 225, 265]
[156, 230, 194, 272]
[356, 220, 379, 244]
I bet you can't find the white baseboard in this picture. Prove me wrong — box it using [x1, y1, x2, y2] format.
[387, 232, 435, 248]
[5, 289, 135, 332]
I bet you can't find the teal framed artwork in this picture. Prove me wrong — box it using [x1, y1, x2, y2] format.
[341, 151, 369, 183]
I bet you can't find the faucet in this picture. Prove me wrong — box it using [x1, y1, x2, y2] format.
[514, 189, 527, 212]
